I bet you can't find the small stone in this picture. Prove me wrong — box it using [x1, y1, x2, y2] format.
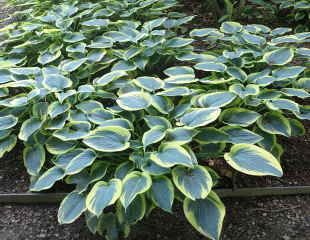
[38, 233, 46, 238]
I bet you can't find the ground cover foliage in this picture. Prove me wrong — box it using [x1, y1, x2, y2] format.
[0, 0, 309, 239]
[206, 0, 310, 32]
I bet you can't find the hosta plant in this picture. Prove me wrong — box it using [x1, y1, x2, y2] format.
[0, 0, 194, 70]
[0, 1, 310, 239]
[278, 0, 310, 32]
[205, 0, 310, 32]
[205, 0, 278, 22]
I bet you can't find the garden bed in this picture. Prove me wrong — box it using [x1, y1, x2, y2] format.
[0, 124, 309, 239]
[1, 122, 309, 193]
[0, 1, 309, 240]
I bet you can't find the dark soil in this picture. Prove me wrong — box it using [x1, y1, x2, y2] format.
[180, 0, 292, 29]
[0, 1, 13, 28]
[0, 144, 29, 193]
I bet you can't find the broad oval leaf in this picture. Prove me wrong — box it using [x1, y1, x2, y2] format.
[45, 137, 76, 155]
[195, 127, 229, 144]
[142, 126, 166, 149]
[281, 88, 310, 99]
[197, 92, 236, 108]
[38, 50, 61, 65]
[87, 109, 114, 124]
[61, 58, 87, 72]
[134, 76, 164, 91]
[95, 71, 128, 86]
[65, 149, 97, 175]
[151, 144, 194, 168]
[158, 87, 191, 97]
[58, 192, 86, 224]
[194, 62, 227, 72]
[220, 21, 242, 33]
[43, 74, 72, 91]
[0, 115, 18, 130]
[76, 100, 103, 114]
[18, 117, 43, 141]
[184, 191, 225, 240]
[120, 171, 152, 209]
[289, 119, 305, 137]
[144, 115, 172, 129]
[117, 92, 151, 111]
[226, 67, 247, 82]
[31, 166, 65, 191]
[224, 143, 283, 177]
[150, 176, 174, 212]
[266, 99, 299, 113]
[86, 179, 122, 216]
[117, 194, 146, 224]
[0, 135, 17, 158]
[81, 19, 110, 27]
[257, 111, 291, 137]
[222, 126, 263, 144]
[263, 48, 294, 66]
[151, 95, 174, 114]
[48, 102, 70, 119]
[165, 37, 193, 48]
[220, 108, 260, 127]
[53, 122, 91, 141]
[180, 108, 221, 128]
[23, 144, 45, 176]
[172, 165, 212, 200]
[167, 127, 195, 144]
[273, 66, 305, 80]
[83, 126, 130, 152]
[164, 66, 195, 76]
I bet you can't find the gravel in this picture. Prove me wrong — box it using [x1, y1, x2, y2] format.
[0, 195, 309, 240]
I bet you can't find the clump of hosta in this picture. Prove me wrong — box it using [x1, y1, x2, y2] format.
[278, 0, 310, 32]
[0, 0, 193, 70]
[190, 22, 310, 160]
[0, 1, 310, 239]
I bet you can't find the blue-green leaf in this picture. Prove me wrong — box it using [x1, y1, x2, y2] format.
[23, 144, 45, 176]
[142, 126, 166, 149]
[117, 92, 151, 111]
[0, 115, 18, 130]
[184, 191, 225, 240]
[151, 143, 194, 168]
[194, 62, 227, 72]
[83, 126, 130, 152]
[150, 176, 174, 212]
[172, 165, 212, 200]
[18, 117, 43, 141]
[120, 171, 152, 209]
[257, 111, 291, 137]
[31, 166, 65, 191]
[263, 48, 294, 65]
[224, 144, 283, 176]
[197, 92, 236, 108]
[58, 192, 86, 224]
[180, 108, 221, 128]
[220, 108, 260, 127]
[86, 179, 122, 216]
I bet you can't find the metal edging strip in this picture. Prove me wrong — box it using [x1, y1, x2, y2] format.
[0, 186, 310, 204]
